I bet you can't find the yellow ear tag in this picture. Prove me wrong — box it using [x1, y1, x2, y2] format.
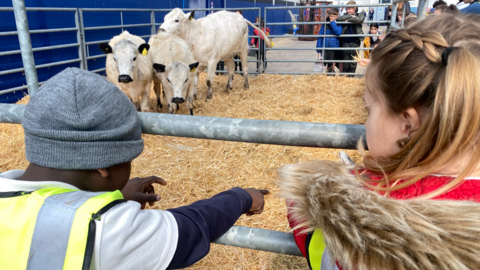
[190, 67, 196, 72]
[189, 16, 193, 21]
[142, 48, 148, 56]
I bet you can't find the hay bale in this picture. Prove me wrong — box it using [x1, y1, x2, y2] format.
[0, 74, 367, 269]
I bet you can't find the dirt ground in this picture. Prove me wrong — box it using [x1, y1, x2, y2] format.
[0, 73, 367, 269]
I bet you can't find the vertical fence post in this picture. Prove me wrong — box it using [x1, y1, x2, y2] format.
[263, 6, 267, 73]
[417, 0, 428, 21]
[120, 11, 124, 32]
[401, 3, 406, 28]
[75, 10, 86, 70]
[78, 9, 88, 71]
[151, 10, 156, 35]
[390, 3, 398, 29]
[12, 0, 39, 95]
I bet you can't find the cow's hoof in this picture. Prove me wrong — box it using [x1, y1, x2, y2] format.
[244, 82, 249, 89]
[206, 93, 212, 100]
[189, 109, 194, 115]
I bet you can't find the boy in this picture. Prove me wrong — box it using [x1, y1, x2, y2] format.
[316, 9, 343, 74]
[337, 0, 365, 75]
[0, 68, 269, 270]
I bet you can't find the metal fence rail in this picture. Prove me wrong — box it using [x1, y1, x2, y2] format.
[0, 101, 366, 256]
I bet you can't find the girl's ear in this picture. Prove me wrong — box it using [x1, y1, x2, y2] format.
[97, 168, 109, 178]
[401, 108, 421, 136]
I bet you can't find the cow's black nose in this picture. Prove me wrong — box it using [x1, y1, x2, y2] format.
[118, 75, 133, 83]
[172, 97, 185, 104]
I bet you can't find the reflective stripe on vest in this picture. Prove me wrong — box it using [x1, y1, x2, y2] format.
[0, 188, 125, 270]
[305, 228, 326, 270]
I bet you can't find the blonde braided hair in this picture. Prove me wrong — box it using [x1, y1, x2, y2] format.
[359, 13, 480, 199]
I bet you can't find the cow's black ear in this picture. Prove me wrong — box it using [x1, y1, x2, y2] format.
[189, 11, 195, 20]
[138, 43, 150, 55]
[98, 43, 113, 54]
[189, 62, 199, 72]
[153, 63, 166, 73]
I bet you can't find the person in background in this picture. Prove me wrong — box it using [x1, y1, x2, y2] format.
[461, 0, 480, 14]
[338, 0, 365, 75]
[316, 8, 343, 74]
[250, 16, 270, 72]
[363, 23, 382, 59]
[457, 0, 470, 10]
[430, 0, 448, 13]
[282, 13, 480, 270]
[369, 7, 374, 21]
[361, 8, 367, 18]
[0, 68, 270, 270]
[434, 4, 460, 14]
[396, 10, 404, 27]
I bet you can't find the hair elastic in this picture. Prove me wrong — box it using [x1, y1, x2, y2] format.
[442, 47, 458, 66]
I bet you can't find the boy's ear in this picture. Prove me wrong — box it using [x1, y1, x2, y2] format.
[97, 168, 109, 178]
[98, 43, 113, 54]
[189, 62, 199, 72]
[153, 63, 166, 73]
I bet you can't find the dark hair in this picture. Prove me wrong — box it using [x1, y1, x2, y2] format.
[433, 0, 448, 8]
[235, 10, 243, 15]
[370, 23, 379, 29]
[328, 8, 339, 15]
[435, 4, 460, 14]
[374, 38, 381, 45]
[255, 16, 265, 28]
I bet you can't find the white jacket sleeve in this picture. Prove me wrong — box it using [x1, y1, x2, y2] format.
[91, 201, 178, 270]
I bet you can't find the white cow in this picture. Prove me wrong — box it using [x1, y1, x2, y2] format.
[99, 31, 152, 112]
[148, 31, 199, 115]
[159, 9, 272, 100]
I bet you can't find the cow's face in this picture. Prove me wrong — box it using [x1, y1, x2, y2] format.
[159, 8, 194, 35]
[153, 61, 199, 104]
[99, 41, 150, 83]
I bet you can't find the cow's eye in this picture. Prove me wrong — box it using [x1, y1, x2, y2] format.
[185, 79, 188, 83]
[167, 78, 171, 83]
[133, 57, 137, 61]
[113, 57, 117, 62]
[175, 19, 179, 23]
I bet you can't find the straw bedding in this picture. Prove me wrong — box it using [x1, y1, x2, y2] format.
[0, 73, 367, 269]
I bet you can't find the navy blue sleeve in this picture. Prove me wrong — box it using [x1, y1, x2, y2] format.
[166, 187, 252, 269]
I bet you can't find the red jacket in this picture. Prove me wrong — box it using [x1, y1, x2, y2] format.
[250, 27, 270, 48]
[288, 172, 480, 267]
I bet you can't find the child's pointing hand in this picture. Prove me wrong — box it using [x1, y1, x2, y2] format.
[122, 176, 167, 209]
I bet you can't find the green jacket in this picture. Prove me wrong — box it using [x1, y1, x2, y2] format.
[337, 12, 365, 44]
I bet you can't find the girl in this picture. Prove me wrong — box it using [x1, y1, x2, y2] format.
[363, 23, 382, 59]
[250, 17, 270, 72]
[280, 13, 480, 270]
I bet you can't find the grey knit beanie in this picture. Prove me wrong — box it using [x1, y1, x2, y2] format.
[22, 67, 144, 170]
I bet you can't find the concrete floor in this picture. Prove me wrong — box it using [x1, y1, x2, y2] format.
[242, 24, 388, 75]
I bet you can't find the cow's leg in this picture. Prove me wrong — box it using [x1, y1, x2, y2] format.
[194, 66, 205, 100]
[154, 79, 163, 109]
[239, 50, 249, 89]
[224, 58, 235, 91]
[129, 87, 141, 112]
[164, 85, 175, 114]
[206, 61, 217, 100]
[140, 81, 151, 112]
[187, 81, 195, 115]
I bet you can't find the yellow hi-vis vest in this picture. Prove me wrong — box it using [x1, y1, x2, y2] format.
[0, 188, 125, 270]
[305, 228, 337, 270]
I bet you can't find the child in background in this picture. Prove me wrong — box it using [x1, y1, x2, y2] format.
[0, 68, 269, 270]
[281, 13, 480, 270]
[363, 23, 382, 59]
[316, 8, 342, 74]
[337, 1, 365, 75]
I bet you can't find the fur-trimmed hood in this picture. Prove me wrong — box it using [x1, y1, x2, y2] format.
[278, 160, 480, 270]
